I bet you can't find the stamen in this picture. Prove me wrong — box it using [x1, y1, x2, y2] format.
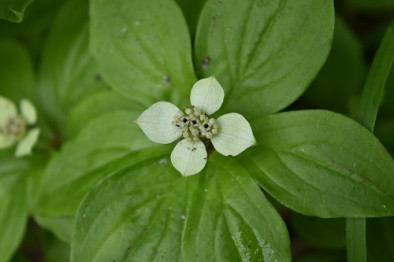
[191, 129, 199, 136]
[194, 107, 201, 116]
[173, 106, 219, 141]
[2, 116, 27, 141]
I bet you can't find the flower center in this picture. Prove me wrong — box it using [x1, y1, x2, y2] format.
[1, 116, 26, 141]
[173, 106, 219, 142]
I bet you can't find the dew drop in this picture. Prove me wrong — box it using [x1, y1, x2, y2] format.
[135, 20, 140, 26]
[181, 215, 186, 220]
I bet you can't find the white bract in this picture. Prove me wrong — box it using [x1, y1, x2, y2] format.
[0, 96, 40, 157]
[136, 77, 256, 176]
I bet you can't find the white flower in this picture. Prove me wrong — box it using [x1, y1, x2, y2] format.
[136, 77, 256, 176]
[0, 96, 40, 157]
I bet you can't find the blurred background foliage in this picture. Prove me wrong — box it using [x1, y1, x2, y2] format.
[0, 0, 393, 261]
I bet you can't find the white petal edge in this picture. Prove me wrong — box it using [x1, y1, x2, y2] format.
[170, 139, 207, 176]
[0, 96, 17, 124]
[190, 76, 224, 115]
[211, 113, 256, 156]
[20, 99, 37, 124]
[0, 133, 14, 149]
[15, 128, 40, 157]
[136, 101, 182, 144]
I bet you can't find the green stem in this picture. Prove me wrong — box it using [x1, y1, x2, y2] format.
[347, 20, 394, 262]
[346, 218, 367, 262]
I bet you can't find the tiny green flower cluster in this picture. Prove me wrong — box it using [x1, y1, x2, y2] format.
[172, 106, 219, 142]
[1, 116, 27, 141]
[0, 96, 40, 157]
[136, 76, 256, 176]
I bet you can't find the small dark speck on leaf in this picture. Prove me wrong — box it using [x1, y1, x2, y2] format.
[95, 74, 102, 81]
[247, 244, 251, 248]
[163, 75, 171, 85]
[211, 15, 216, 20]
[202, 57, 210, 70]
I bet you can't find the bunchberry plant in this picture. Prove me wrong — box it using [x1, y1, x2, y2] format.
[0, 96, 40, 157]
[137, 76, 255, 175]
[0, 0, 393, 261]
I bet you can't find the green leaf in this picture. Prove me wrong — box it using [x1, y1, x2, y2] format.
[66, 90, 144, 137]
[379, 63, 394, 117]
[71, 152, 290, 262]
[37, 0, 106, 131]
[0, 0, 33, 22]
[90, 0, 196, 107]
[0, 152, 29, 262]
[346, 20, 394, 262]
[242, 110, 394, 217]
[372, 30, 394, 154]
[0, 38, 35, 100]
[34, 95, 156, 241]
[302, 16, 367, 114]
[0, 0, 66, 37]
[195, 0, 334, 118]
[356, 20, 394, 132]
